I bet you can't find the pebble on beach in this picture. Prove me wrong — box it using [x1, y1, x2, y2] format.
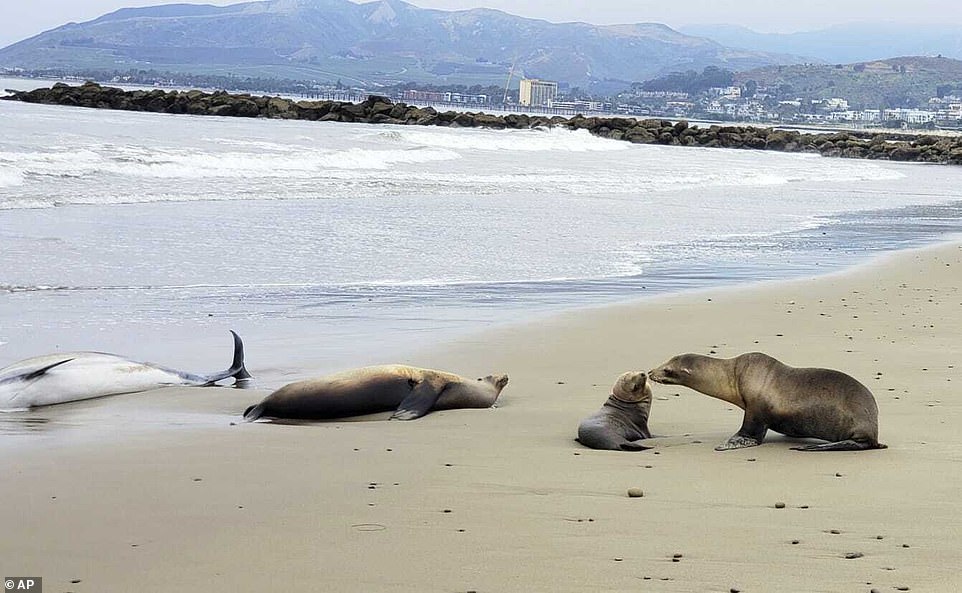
[627, 488, 645, 498]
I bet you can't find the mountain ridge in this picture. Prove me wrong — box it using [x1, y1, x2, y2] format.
[0, 0, 802, 89]
[679, 23, 962, 64]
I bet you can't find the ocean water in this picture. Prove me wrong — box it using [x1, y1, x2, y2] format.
[2, 91, 962, 390]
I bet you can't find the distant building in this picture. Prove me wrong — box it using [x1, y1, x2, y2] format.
[400, 90, 488, 104]
[519, 78, 558, 107]
[884, 108, 935, 125]
[553, 99, 607, 112]
[709, 86, 741, 99]
[823, 97, 849, 111]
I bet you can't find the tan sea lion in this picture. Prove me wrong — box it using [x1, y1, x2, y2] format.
[648, 352, 885, 451]
[243, 364, 508, 421]
[576, 371, 653, 451]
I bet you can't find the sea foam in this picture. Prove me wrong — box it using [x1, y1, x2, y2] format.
[386, 126, 629, 152]
[0, 167, 23, 188]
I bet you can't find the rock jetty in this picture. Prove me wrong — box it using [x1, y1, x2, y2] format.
[5, 82, 962, 165]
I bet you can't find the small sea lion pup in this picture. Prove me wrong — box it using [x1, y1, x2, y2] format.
[576, 371, 653, 451]
[244, 364, 508, 421]
[648, 352, 885, 452]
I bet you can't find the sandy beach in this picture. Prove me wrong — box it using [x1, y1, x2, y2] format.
[3, 240, 961, 593]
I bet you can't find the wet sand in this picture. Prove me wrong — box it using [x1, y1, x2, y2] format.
[2, 241, 961, 592]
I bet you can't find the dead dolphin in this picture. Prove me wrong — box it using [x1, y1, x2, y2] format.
[0, 330, 252, 409]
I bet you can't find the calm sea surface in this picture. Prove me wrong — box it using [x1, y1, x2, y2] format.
[3, 80, 962, 391]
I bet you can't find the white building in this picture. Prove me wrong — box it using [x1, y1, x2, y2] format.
[709, 86, 741, 99]
[884, 108, 936, 125]
[519, 78, 559, 107]
[823, 97, 849, 111]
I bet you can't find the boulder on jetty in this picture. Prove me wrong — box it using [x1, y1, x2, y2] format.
[4, 81, 962, 166]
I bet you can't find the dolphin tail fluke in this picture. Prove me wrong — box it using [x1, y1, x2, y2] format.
[243, 402, 265, 422]
[228, 330, 253, 387]
[201, 330, 253, 386]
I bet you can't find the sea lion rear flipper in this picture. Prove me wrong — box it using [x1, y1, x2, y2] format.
[620, 440, 654, 451]
[243, 402, 266, 422]
[390, 381, 442, 421]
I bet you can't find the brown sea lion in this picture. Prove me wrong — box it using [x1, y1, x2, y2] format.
[576, 371, 653, 451]
[648, 352, 885, 451]
[243, 364, 508, 421]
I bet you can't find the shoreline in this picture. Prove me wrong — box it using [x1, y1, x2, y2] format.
[3, 178, 962, 388]
[2, 240, 960, 591]
[4, 236, 959, 442]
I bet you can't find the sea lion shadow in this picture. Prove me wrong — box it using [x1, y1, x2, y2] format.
[247, 412, 394, 425]
[571, 434, 695, 451]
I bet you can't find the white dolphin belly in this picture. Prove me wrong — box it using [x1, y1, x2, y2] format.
[0, 354, 202, 409]
[0, 331, 251, 410]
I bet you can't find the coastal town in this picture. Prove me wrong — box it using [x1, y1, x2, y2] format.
[5, 64, 962, 131]
[398, 77, 962, 130]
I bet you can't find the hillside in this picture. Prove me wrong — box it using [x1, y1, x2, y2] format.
[679, 23, 962, 64]
[735, 56, 962, 109]
[0, 0, 800, 89]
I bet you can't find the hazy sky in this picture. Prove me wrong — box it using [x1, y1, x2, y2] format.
[2, 0, 960, 48]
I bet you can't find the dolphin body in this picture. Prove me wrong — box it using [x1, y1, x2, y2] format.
[0, 331, 252, 410]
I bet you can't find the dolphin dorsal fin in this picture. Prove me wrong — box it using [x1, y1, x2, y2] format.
[23, 358, 74, 381]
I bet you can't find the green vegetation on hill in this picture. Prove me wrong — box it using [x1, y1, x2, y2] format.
[639, 66, 735, 94]
[735, 56, 962, 109]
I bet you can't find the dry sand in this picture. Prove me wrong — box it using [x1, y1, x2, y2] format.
[3, 242, 961, 593]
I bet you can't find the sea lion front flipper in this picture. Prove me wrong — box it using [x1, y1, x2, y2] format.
[715, 413, 768, 451]
[716, 434, 764, 450]
[390, 381, 442, 421]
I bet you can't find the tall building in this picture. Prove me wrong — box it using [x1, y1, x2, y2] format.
[518, 78, 558, 107]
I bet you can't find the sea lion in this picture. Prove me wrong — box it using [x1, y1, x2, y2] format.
[243, 364, 508, 421]
[0, 331, 252, 410]
[648, 352, 885, 451]
[576, 371, 653, 451]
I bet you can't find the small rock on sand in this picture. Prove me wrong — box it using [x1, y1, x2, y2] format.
[627, 488, 645, 498]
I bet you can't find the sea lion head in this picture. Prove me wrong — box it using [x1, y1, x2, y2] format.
[648, 354, 696, 385]
[435, 373, 508, 410]
[611, 371, 649, 403]
[479, 373, 509, 393]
